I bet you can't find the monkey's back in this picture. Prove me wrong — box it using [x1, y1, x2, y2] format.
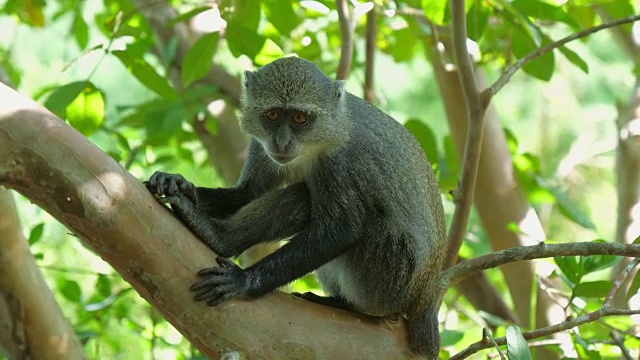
[315, 93, 446, 315]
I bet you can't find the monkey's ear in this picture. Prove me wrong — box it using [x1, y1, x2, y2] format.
[333, 80, 345, 100]
[244, 71, 256, 89]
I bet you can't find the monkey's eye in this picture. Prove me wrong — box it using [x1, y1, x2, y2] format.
[292, 112, 308, 125]
[265, 110, 279, 122]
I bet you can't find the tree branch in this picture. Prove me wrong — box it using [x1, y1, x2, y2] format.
[0, 82, 414, 359]
[442, 242, 640, 287]
[443, 0, 491, 270]
[336, 0, 355, 80]
[450, 258, 640, 359]
[488, 14, 640, 97]
[364, 5, 377, 102]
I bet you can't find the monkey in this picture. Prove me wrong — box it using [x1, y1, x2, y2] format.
[145, 56, 447, 359]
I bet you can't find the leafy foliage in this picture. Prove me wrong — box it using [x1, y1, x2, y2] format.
[0, 0, 637, 358]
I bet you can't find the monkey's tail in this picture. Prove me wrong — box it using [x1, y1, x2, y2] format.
[406, 303, 440, 360]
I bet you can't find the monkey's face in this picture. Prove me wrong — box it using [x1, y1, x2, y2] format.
[240, 57, 350, 165]
[255, 107, 313, 165]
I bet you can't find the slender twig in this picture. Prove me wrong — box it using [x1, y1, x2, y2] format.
[336, 0, 355, 80]
[452, 307, 640, 359]
[483, 327, 505, 359]
[610, 331, 633, 360]
[442, 242, 640, 287]
[605, 257, 640, 306]
[450, 257, 640, 359]
[442, 0, 491, 271]
[363, 5, 377, 102]
[487, 14, 640, 97]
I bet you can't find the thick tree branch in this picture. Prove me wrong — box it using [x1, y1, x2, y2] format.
[442, 242, 640, 287]
[336, 0, 355, 80]
[450, 258, 640, 359]
[0, 83, 414, 359]
[488, 14, 640, 97]
[0, 188, 86, 359]
[443, 0, 490, 270]
[364, 5, 377, 102]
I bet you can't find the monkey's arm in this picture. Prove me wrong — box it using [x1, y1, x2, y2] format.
[191, 212, 360, 306]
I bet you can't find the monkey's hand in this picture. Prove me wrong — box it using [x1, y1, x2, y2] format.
[190, 257, 253, 306]
[144, 171, 198, 205]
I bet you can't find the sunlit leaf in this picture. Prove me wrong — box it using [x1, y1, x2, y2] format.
[466, 0, 489, 41]
[422, 0, 448, 25]
[96, 274, 112, 297]
[512, 0, 580, 31]
[181, 32, 219, 87]
[547, 186, 595, 230]
[61, 280, 82, 303]
[72, 12, 89, 49]
[558, 45, 588, 74]
[404, 119, 439, 163]
[441, 330, 464, 347]
[112, 50, 177, 100]
[506, 326, 532, 360]
[226, 23, 267, 59]
[28, 223, 45, 245]
[44, 81, 88, 117]
[66, 83, 105, 136]
[555, 256, 583, 285]
[573, 280, 612, 298]
[167, 6, 211, 28]
[511, 25, 554, 81]
[263, 0, 298, 35]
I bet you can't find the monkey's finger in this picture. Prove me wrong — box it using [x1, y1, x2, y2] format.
[205, 288, 238, 307]
[194, 287, 223, 302]
[215, 257, 238, 268]
[196, 266, 223, 276]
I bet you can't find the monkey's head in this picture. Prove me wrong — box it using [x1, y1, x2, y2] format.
[240, 57, 351, 166]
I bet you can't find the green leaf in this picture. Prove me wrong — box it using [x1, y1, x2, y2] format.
[558, 45, 588, 74]
[422, 0, 448, 25]
[387, 27, 418, 62]
[627, 267, 640, 301]
[573, 280, 612, 298]
[167, 6, 211, 28]
[222, 0, 261, 31]
[547, 186, 595, 230]
[66, 83, 105, 136]
[61, 280, 82, 303]
[511, 25, 554, 81]
[466, 0, 489, 41]
[263, 0, 298, 35]
[28, 223, 45, 245]
[506, 326, 532, 360]
[96, 274, 112, 297]
[144, 101, 187, 145]
[581, 242, 617, 273]
[404, 119, 439, 163]
[512, 0, 580, 31]
[181, 32, 219, 88]
[441, 330, 464, 347]
[44, 81, 88, 118]
[72, 12, 89, 49]
[554, 256, 583, 285]
[112, 50, 177, 100]
[225, 22, 266, 59]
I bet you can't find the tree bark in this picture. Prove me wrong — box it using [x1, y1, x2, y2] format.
[425, 42, 563, 336]
[0, 187, 86, 359]
[0, 83, 413, 359]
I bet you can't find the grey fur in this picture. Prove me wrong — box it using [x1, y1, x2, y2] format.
[146, 57, 446, 359]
